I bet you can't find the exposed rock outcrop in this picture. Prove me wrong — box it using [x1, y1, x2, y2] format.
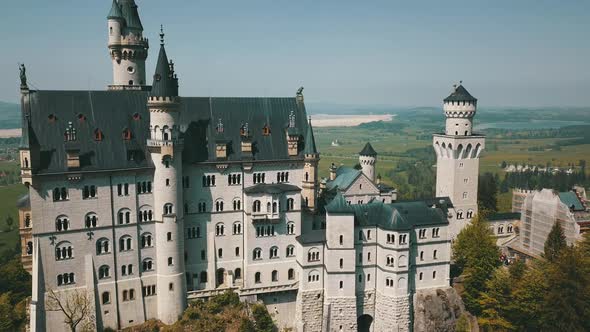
[413, 287, 478, 332]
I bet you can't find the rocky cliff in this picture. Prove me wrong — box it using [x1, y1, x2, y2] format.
[413, 287, 478, 332]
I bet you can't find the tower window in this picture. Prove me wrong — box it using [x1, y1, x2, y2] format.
[128, 80, 134, 85]
[122, 128, 132, 140]
[127, 66, 135, 74]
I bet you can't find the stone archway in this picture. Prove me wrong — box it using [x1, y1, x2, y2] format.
[357, 314, 373, 332]
[216, 268, 225, 287]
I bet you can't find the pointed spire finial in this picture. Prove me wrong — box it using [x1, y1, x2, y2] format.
[160, 25, 165, 46]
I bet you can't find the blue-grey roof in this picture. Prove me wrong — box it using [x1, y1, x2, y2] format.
[107, 0, 123, 19]
[150, 44, 178, 98]
[119, 0, 143, 30]
[325, 192, 353, 214]
[303, 119, 318, 155]
[296, 230, 326, 244]
[324, 195, 450, 230]
[325, 167, 361, 191]
[359, 142, 377, 156]
[244, 183, 301, 195]
[443, 85, 477, 103]
[559, 192, 585, 211]
[24, 90, 311, 174]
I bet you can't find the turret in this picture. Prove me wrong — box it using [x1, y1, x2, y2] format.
[443, 82, 477, 136]
[359, 142, 377, 182]
[302, 115, 319, 210]
[146, 28, 186, 324]
[107, 0, 149, 90]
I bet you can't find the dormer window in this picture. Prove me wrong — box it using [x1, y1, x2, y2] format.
[94, 129, 103, 141]
[48, 114, 56, 123]
[122, 128, 132, 140]
[64, 122, 77, 142]
[216, 118, 224, 133]
[77, 113, 86, 122]
[240, 123, 249, 137]
[262, 124, 271, 136]
[133, 113, 141, 121]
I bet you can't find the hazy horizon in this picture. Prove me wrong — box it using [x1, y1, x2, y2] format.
[1, 0, 589, 107]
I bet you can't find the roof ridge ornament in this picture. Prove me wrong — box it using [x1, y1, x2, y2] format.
[159, 25, 165, 46]
[216, 118, 224, 134]
[19, 63, 27, 88]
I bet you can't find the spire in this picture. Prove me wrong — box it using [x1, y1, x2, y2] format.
[444, 83, 477, 103]
[159, 24, 165, 45]
[119, 0, 143, 30]
[303, 117, 318, 155]
[359, 142, 377, 156]
[150, 27, 179, 98]
[107, 0, 123, 20]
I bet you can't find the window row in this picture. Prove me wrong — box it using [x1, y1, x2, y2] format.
[419, 250, 439, 261]
[252, 198, 296, 213]
[418, 227, 441, 239]
[202, 175, 216, 187]
[254, 268, 295, 283]
[456, 209, 474, 220]
[276, 172, 290, 183]
[253, 245, 296, 260]
[57, 273, 75, 286]
[137, 181, 153, 194]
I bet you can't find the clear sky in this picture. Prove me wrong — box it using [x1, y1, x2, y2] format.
[1, 0, 589, 106]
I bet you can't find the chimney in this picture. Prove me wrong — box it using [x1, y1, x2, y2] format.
[329, 163, 337, 181]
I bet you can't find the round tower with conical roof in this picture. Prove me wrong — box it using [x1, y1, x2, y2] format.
[359, 142, 377, 182]
[433, 83, 485, 239]
[107, 0, 149, 90]
[146, 28, 186, 324]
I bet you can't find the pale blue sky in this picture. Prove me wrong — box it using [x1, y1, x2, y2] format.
[1, 0, 589, 106]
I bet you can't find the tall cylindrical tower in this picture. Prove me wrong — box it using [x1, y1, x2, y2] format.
[359, 142, 377, 182]
[433, 83, 485, 239]
[107, 0, 149, 90]
[147, 29, 186, 324]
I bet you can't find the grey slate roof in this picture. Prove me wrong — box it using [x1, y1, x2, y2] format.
[443, 85, 477, 103]
[325, 166, 361, 192]
[359, 142, 377, 156]
[303, 119, 318, 155]
[150, 44, 178, 98]
[296, 230, 326, 244]
[119, 0, 143, 30]
[325, 192, 353, 214]
[107, 0, 123, 19]
[244, 183, 301, 195]
[559, 191, 585, 211]
[25, 90, 310, 174]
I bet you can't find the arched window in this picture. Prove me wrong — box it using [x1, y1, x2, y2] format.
[456, 210, 464, 219]
[164, 203, 174, 215]
[55, 216, 70, 232]
[253, 248, 262, 260]
[386, 277, 394, 287]
[419, 272, 423, 281]
[234, 268, 242, 280]
[339, 235, 343, 245]
[119, 235, 132, 252]
[272, 270, 278, 282]
[253, 200, 261, 213]
[96, 238, 110, 255]
[398, 255, 407, 267]
[287, 222, 295, 235]
[85, 212, 98, 228]
[386, 255, 394, 266]
[26, 241, 33, 255]
[233, 199, 241, 211]
[433, 271, 437, 279]
[397, 277, 407, 289]
[433, 250, 438, 259]
[270, 246, 279, 259]
[307, 248, 320, 262]
[233, 221, 242, 235]
[267, 202, 271, 213]
[99, 265, 110, 279]
[420, 251, 424, 261]
[367, 230, 371, 240]
[55, 241, 73, 260]
[255, 272, 262, 283]
[288, 268, 295, 280]
[308, 270, 320, 282]
[139, 205, 153, 222]
[24, 214, 31, 228]
[102, 291, 110, 304]
[286, 198, 295, 211]
[466, 210, 474, 218]
[140, 257, 153, 271]
[141, 233, 153, 248]
[117, 208, 131, 225]
[339, 258, 343, 268]
[286, 245, 295, 257]
[215, 223, 225, 236]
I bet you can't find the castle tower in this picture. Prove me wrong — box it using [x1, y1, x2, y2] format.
[146, 28, 186, 324]
[107, 0, 149, 90]
[359, 142, 377, 182]
[302, 115, 319, 211]
[433, 83, 485, 238]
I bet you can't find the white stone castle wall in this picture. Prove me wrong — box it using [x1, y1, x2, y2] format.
[374, 292, 410, 332]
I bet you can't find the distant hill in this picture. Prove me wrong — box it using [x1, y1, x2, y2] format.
[0, 101, 20, 129]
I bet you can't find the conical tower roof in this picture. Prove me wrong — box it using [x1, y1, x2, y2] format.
[444, 84, 477, 102]
[107, 0, 123, 19]
[150, 29, 178, 98]
[359, 142, 377, 156]
[119, 0, 143, 30]
[303, 118, 318, 155]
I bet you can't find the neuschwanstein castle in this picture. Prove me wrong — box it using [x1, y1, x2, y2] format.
[16, 1, 484, 331]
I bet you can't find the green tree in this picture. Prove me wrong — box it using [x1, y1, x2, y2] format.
[455, 313, 471, 332]
[540, 246, 590, 331]
[507, 259, 526, 282]
[251, 303, 274, 332]
[543, 222, 566, 262]
[477, 269, 513, 331]
[238, 317, 256, 332]
[0, 293, 15, 331]
[507, 263, 548, 331]
[5, 216, 14, 231]
[452, 214, 501, 315]
[478, 173, 498, 212]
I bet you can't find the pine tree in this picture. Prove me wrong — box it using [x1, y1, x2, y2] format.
[477, 269, 513, 331]
[452, 214, 501, 315]
[543, 222, 566, 262]
[507, 262, 548, 331]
